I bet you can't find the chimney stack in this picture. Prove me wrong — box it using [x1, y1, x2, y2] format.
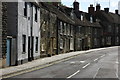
[96, 4, 101, 11]
[73, 0, 79, 11]
[88, 4, 95, 15]
[115, 10, 118, 14]
[104, 8, 109, 13]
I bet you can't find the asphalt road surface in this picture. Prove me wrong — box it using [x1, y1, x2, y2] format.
[9, 47, 119, 79]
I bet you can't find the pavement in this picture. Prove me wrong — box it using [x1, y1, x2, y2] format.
[0, 46, 119, 79]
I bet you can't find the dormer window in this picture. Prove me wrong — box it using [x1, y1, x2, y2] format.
[81, 14, 83, 21]
[90, 15, 93, 23]
[71, 10, 74, 19]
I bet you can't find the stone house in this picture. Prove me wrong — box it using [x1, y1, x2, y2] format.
[40, 3, 57, 57]
[109, 11, 120, 46]
[39, 2, 75, 56]
[95, 4, 120, 47]
[0, 2, 7, 68]
[62, 1, 102, 50]
[6, 1, 40, 66]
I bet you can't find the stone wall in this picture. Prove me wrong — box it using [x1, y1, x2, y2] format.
[0, 1, 2, 59]
[2, 2, 7, 59]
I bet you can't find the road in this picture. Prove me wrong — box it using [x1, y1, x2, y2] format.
[8, 47, 119, 79]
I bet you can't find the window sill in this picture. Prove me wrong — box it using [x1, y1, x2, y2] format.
[35, 51, 38, 53]
[22, 52, 26, 54]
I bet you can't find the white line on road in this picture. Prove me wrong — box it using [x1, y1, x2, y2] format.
[82, 63, 90, 69]
[100, 54, 105, 58]
[94, 58, 98, 61]
[67, 70, 80, 79]
[70, 62, 75, 64]
[93, 68, 100, 78]
[116, 73, 118, 78]
[80, 61, 85, 63]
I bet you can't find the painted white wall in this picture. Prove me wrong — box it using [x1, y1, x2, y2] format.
[17, 1, 40, 61]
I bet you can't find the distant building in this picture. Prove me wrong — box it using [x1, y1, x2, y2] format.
[118, 1, 120, 14]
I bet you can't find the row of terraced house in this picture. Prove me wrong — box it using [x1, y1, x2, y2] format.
[0, 0, 120, 68]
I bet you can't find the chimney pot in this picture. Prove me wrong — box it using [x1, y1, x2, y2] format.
[73, 0, 79, 11]
[104, 8, 109, 13]
[115, 10, 118, 14]
[88, 4, 95, 15]
[96, 4, 101, 11]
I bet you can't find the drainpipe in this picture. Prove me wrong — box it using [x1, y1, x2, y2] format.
[30, 3, 33, 60]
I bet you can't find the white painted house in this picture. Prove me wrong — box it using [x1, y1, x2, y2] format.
[7, 1, 40, 66]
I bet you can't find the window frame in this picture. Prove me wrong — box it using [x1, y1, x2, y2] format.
[22, 35, 26, 53]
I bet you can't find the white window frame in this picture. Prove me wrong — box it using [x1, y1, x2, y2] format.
[81, 14, 83, 21]
[90, 16, 93, 23]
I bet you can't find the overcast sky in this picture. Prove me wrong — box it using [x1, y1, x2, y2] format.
[61, 0, 120, 13]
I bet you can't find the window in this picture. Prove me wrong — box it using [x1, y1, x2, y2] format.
[35, 37, 38, 52]
[70, 10, 74, 19]
[42, 21, 46, 31]
[90, 16, 93, 23]
[94, 38, 97, 46]
[53, 38, 56, 49]
[60, 39, 63, 49]
[116, 26, 119, 34]
[108, 25, 111, 32]
[41, 43, 45, 51]
[107, 37, 111, 45]
[81, 14, 83, 21]
[95, 29, 97, 35]
[70, 38, 74, 50]
[60, 21, 63, 34]
[79, 26, 81, 32]
[71, 25, 73, 36]
[24, 2, 27, 17]
[78, 38, 80, 47]
[64, 23, 67, 35]
[22, 35, 26, 52]
[35, 6, 38, 21]
[68, 24, 70, 35]
[116, 37, 119, 43]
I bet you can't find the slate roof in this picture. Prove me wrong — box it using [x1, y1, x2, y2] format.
[39, 2, 75, 25]
[58, 5, 101, 28]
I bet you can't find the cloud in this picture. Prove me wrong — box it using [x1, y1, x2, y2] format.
[111, 1, 118, 8]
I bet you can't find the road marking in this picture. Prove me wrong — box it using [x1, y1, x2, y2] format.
[80, 61, 85, 63]
[67, 70, 80, 79]
[82, 63, 90, 69]
[100, 54, 105, 58]
[93, 68, 100, 78]
[116, 73, 118, 78]
[94, 58, 98, 61]
[70, 62, 75, 64]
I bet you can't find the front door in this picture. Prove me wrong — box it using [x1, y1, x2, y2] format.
[6, 38, 11, 66]
[28, 36, 34, 61]
[28, 37, 31, 61]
